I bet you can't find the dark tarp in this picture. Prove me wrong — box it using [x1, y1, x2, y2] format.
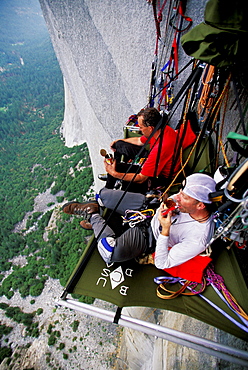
[181, 0, 248, 68]
[63, 235, 248, 342]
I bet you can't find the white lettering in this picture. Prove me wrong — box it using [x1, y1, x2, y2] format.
[101, 268, 111, 277]
[125, 268, 133, 277]
[96, 277, 107, 287]
[106, 262, 114, 268]
[119, 286, 129, 296]
[97, 266, 133, 292]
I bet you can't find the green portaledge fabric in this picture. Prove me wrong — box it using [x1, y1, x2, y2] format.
[65, 238, 248, 342]
[182, 137, 212, 174]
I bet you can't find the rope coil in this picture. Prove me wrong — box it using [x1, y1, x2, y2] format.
[155, 264, 248, 328]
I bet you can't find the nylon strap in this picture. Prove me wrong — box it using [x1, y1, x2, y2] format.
[227, 132, 248, 141]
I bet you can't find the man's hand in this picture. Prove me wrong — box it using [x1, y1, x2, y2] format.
[158, 203, 172, 236]
[104, 158, 117, 176]
[104, 157, 148, 183]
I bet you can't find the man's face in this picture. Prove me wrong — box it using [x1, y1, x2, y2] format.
[174, 190, 200, 214]
[138, 116, 153, 138]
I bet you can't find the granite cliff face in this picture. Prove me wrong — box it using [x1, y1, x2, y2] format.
[39, 0, 207, 189]
[39, 0, 158, 189]
[38, 0, 247, 368]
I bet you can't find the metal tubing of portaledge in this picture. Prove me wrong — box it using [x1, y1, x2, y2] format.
[57, 299, 248, 366]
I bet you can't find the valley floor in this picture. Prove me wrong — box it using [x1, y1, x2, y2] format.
[0, 278, 120, 369]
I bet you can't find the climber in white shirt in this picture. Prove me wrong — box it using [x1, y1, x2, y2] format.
[62, 173, 216, 271]
[151, 176, 215, 269]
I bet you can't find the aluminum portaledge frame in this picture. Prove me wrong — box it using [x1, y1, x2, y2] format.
[56, 298, 248, 367]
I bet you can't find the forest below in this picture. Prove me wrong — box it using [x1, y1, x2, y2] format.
[0, 0, 95, 361]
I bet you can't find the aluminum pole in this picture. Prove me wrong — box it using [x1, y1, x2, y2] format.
[57, 299, 248, 366]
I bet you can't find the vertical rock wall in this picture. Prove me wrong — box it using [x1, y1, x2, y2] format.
[39, 0, 207, 189]
[39, 0, 157, 189]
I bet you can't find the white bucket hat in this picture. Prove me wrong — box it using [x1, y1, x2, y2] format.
[182, 173, 216, 204]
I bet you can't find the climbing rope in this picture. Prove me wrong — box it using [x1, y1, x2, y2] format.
[197, 65, 217, 122]
[160, 126, 204, 196]
[216, 85, 230, 168]
[206, 265, 248, 322]
[155, 276, 207, 299]
[154, 264, 248, 331]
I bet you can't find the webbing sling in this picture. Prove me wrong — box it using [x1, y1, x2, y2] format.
[190, 72, 232, 173]
[167, 63, 205, 179]
[152, 1, 193, 110]
[169, 0, 192, 33]
[153, 119, 165, 178]
[148, 0, 170, 107]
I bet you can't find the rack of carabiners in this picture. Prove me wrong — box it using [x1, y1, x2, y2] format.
[147, 0, 193, 110]
[211, 198, 248, 250]
[207, 160, 248, 250]
[122, 209, 155, 228]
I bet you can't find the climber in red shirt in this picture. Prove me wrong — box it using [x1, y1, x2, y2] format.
[103, 107, 178, 193]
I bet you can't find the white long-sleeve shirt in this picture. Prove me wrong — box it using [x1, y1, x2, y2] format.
[151, 207, 214, 270]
